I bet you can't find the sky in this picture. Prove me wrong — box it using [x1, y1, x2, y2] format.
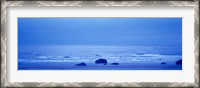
[18, 18, 182, 46]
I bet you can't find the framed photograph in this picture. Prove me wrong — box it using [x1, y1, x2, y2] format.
[1, 0, 199, 87]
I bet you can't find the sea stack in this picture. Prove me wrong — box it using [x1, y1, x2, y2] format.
[176, 59, 182, 65]
[111, 63, 119, 65]
[95, 59, 107, 65]
[75, 62, 87, 66]
[161, 62, 167, 64]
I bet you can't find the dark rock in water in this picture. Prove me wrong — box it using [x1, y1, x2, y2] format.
[136, 53, 144, 55]
[95, 59, 107, 64]
[158, 58, 162, 60]
[75, 62, 87, 66]
[96, 55, 100, 56]
[64, 56, 69, 58]
[161, 62, 167, 64]
[111, 63, 119, 65]
[176, 59, 182, 65]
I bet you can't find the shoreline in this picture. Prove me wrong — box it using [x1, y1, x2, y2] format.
[18, 61, 182, 70]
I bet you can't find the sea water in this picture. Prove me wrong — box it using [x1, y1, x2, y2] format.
[18, 45, 182, 70]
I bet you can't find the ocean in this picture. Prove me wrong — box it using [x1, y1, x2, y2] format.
[18, 45, 182, 70]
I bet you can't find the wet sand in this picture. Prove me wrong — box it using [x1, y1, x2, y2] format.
[18, 61, 182, 70]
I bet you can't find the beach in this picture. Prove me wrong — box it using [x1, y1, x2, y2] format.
[18, 45, 182, 70]
[18, 61, 181, 70]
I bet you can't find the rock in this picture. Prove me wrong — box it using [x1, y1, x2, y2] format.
[75, 62, 86, 66]
[136, 53, 144, 55]
[95, 59, 107, 64]
[176, 59, 182, 65]
[161, 62, 167, 64]
[111, 63, 119, 65]
[64, 56, 69, 58]
[158, 58, 162, 60]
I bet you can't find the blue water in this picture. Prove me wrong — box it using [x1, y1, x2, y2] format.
[18, 45, 182, 70]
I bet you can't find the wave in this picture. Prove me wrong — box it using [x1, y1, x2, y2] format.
[18, 52, 182, 63]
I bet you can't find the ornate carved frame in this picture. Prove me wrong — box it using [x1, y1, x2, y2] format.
[1, 1, 199, 87]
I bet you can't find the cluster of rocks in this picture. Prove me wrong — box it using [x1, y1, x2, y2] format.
[75, 58, 182, 66]
[75, 58, 119, 66]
